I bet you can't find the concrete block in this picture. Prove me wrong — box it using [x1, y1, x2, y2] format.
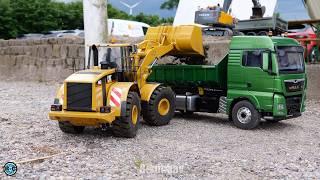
[24, 46, 32, 56]
[0, 40, 7, 47]
[74, 38, 85, 44]
[44, 45, 53, 58]
[12, 46, 25, 55]
[60, 45, 68, 58]
[67, 45, 78, 58]
[66, 58, 75, 67]
[0, 47, 5, 55]
[48, 38, 58, 44]
[57, 38, 66, 44]
[40, 39, 48, 44]
[33, 39, 42, 45]
[52, 45, 61, 58]
[38, 45, 46, 58]
[31, 46, 39, 57]
[26, 39, 35, 46]
[78, 46, 85, 58]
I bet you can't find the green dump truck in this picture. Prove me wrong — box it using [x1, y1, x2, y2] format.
[149, 36, 307, 129]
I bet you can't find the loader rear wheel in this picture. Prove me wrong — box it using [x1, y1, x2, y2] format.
[58, 122, 85, 134]
[112, 92, 141, 138]
[143, 86, 175, 126]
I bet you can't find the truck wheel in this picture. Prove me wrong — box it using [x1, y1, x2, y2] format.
[112, 92, 141, 138]
[143, 86, 175, 126]
[232, 100, 261, 130]
[58, 122, 85, 134]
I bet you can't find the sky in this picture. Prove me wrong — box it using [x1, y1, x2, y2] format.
[63, 0, 310, 20]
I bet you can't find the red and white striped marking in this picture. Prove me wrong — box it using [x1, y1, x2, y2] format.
[110, 88, 122, 107]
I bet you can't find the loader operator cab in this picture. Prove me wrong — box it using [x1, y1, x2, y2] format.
[88, 44, 137, 82]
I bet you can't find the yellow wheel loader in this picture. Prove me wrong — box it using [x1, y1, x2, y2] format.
[49, 25, 205, 138]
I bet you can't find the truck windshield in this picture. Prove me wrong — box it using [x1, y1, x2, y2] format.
[276, 46, 305, 74]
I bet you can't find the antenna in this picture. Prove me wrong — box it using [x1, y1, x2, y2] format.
[120, 1, 142, 15]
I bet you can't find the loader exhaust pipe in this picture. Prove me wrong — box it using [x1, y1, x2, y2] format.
[92, 45, 99, 67]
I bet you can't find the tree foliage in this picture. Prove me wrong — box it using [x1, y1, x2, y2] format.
[160, 0, 179, 10]
[0, 0, 174, 40]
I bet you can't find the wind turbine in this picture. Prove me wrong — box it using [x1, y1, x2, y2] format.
[120, 1, 142, 15]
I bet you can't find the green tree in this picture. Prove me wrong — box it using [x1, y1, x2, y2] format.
[160, 0, 179, 10]
[0, 0, 17, 39]
[0, 1, 173, 39]
[10, 0, 59, 35]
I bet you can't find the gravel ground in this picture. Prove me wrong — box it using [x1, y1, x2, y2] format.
[0, 81, 319, 179]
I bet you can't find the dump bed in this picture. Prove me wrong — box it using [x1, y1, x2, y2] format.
[148, 58, 228, 89]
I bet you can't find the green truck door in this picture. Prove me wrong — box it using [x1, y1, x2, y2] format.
[242, 50, 274, 112]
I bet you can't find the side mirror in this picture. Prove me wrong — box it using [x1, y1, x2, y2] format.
[262, 52, 269, 72]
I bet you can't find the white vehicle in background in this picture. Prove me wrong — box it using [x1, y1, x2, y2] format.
[43, 30, 84, 38]
[108, 19, 150, 37]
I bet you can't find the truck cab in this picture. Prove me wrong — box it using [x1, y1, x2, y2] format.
[227, 36, 306, 128]
[149, 35, 307, 129]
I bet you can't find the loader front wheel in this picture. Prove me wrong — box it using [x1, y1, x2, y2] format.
[112, 92, 141, 138]
[58, 122, 85, 134]
[143, 86, 175, 126]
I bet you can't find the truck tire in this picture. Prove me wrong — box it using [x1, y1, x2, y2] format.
[112, 92, 141, 138]
[58, 122, 85, 134]
[231, 100, 261, 130]
[143, 86, 175, 126]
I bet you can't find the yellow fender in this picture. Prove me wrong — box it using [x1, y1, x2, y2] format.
[140, 83, 161, 102]
[107, 82, 138, 117]
[55, 84, 64, 105]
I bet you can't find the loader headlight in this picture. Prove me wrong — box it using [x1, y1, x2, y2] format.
[100, 106, 111, 113]
[51, 104, 62, 111]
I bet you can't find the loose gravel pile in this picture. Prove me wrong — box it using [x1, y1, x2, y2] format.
[0, 81, 319, 179]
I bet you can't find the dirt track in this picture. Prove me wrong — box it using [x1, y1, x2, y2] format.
[0, 81, 319, 179]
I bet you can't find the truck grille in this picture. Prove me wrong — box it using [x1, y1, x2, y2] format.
[286, 96, 302, 115]
[284, 79, 304, 92]
[67, 83, 92, 112]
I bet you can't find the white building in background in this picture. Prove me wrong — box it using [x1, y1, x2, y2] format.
[174, 0, 278, 26]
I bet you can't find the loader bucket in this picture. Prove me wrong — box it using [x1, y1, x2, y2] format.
[144, 25, 204, 56]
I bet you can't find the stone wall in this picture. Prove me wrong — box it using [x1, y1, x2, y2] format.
[0, 38, 85, 82]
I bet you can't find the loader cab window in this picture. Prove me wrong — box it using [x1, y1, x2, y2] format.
[242, 51, 262, 68]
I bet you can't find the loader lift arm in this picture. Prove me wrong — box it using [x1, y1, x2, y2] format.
[133, 25, 205, 88]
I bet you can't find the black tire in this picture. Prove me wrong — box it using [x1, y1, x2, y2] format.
[231, 100, 261, 130]
[58, 122, 85, 134]
[143, 86, 175, 126]
[112, 92, 141, 138]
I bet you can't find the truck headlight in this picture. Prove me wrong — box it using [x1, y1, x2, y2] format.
[278, 104, 285, 111]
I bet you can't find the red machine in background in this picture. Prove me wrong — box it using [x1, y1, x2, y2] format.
[288, 26, 318, 63]
[288, 20, 320, 63]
